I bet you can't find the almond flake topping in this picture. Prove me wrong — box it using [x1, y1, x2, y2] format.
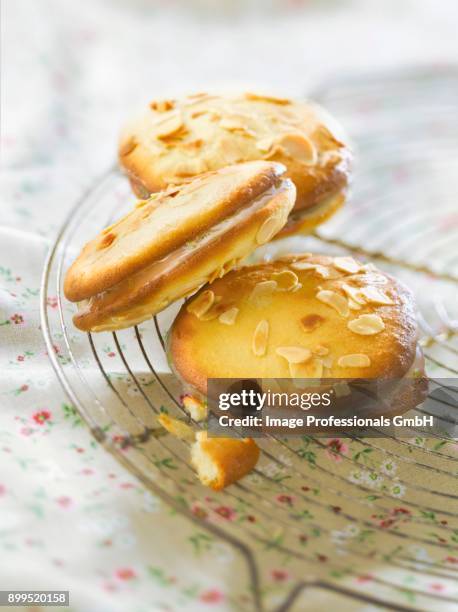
[245, 92, 291, 105]
[338, 354, 371, 368]
[187, 290, 214, 318]
[252, 320, 269, 357]
[172, 158, 207, 177]
[341, 282, 366, 305]
[272, 270, 299, 291]
[256, 137, 274, 152]
[348, 299, 362, 311]
[218, 307, 239, 326]
[301, 314, 324, 332]
[153, 111, 184, 139]
[199, 302, 224, 321]
[276, 346, 312, 364]
[333, 256, 362, 274]
[256, 214, 284, 244]
[278, 252, 312, 262]
[313, 124, 343, 150]
[277, 133, 317, 164]
[359, 286, 394, 305]
[150, 99, 175, 112]
[289, 358, 323, 379]
[316, 290, 349, 317]
[291, 262, 331, 278]
[249, 280, 277, 303]
[219, 117, 254, 134]
[348, 314, 385, 335]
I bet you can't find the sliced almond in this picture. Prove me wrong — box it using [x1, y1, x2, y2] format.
[359, 286, 394, 305]
[256, 137, 274, 152]
[256, 214, 284, 244]
[153, 111, 184, 139]
[276, 346, 312, 364]
[187, 290, 214, 318]
[333, 256, 362, 274]
[158, 414, 195, 442]
[199, 306, 224, 321]
[219, 117, 254, 135]
[348, 298, 362, 311]
[316, 290, 349, 317]
[341, 283, 366, 305]
[291, 262, 332, 278]
[301, 313, 324, 333]
[337, 354, 371, 368]
[272, 270, 299, 291]
[180, 139, 204, 152]
[208, 259, 238, 283]
[172, 158, 207, 177]
[277, 133, 317, 164]
[245, 92, 291, 105]
[218, 307, 239, 325]
[348, 314, 385, 335]
[190, 109, 211, 118]
[220, 117, 244, 130]
[252, 320, 269, 357]
[278, 252, 312, 262]
[312, 124, 343, 150]
[289, 358, 323, 379]
[197, 296, 224, 321]
[150, 99, 175, 112]
[249, 280, 277, 304]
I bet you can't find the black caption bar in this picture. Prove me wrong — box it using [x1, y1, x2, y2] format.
[207, 377, 458, 438]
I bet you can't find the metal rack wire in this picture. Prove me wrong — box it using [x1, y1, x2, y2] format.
[40, 70, 458, 611]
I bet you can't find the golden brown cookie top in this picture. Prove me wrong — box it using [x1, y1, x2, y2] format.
[64, 161, 288, 303]
[168, 254, 419, 394]
[119, 92, 351, 213]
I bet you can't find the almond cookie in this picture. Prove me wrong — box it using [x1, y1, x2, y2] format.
[119, 92, 351, 236]
[64, 161, 295, 332]
[168, 254, 424, 395]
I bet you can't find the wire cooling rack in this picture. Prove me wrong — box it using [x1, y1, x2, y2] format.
[41, 69, 458, 611]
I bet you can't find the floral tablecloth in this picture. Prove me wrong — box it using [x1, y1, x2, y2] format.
[2, 1, 458, 610]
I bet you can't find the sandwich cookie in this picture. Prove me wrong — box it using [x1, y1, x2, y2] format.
[168, 254, 424, 402]
[119, 92, 351, 236]
[64, 161, 296, 332]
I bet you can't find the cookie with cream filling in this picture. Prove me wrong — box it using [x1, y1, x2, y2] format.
[119, 92, 351, 236]
[168, 254, 423, 397]
[64, 161, 295, 332]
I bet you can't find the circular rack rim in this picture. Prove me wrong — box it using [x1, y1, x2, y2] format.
[40, 164, 458, 612]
